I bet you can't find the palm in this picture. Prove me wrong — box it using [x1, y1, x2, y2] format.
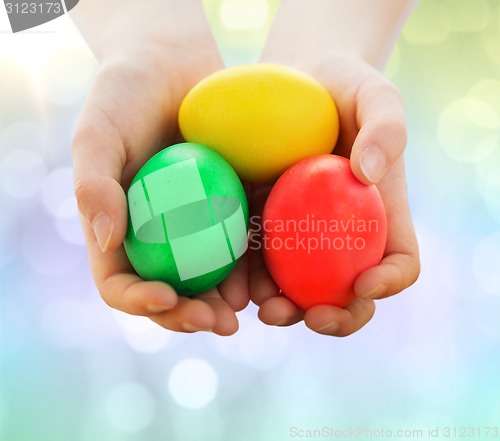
[246, 54, 420, 336]
[74, 35, 260, 335]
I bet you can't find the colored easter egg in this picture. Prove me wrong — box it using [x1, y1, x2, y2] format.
[179, 63, 339, 183]
[262, 155, 387, 309]
[124, 142, 249, 296]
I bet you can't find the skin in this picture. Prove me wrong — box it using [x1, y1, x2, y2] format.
[71, 0, 420, 337]
[253, 0, 421, 335]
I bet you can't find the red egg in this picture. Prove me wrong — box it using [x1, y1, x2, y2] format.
[262, 155, 387, 309]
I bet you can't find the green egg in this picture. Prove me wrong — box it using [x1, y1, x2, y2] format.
[124, 142, 249, 296]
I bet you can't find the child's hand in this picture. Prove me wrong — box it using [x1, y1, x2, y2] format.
[250, 53, 420, 336]
[72, 2, 250, 335]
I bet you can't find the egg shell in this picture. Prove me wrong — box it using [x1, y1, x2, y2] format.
[179, 63, 339, 183]
[262, 155, 387, 309]
[124, 142, 249, 296]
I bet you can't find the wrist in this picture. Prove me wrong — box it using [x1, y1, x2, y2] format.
[261, 0, 418, 69]
[71, 0, 215, 63]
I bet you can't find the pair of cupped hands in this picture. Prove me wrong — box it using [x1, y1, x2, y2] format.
[72, 3, 419, 337]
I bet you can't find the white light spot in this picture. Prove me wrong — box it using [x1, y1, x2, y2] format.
[0, 15, 88, 73]
[220, 0, 269, 30]
[438, 98, 499, 163]
[40, 167, 86, 245]
[41, 167, 74, 217]
[112, 311, 173, 353]
[106, 383, 155, 433]
[468, 79, 500, 122]
[55, 211, 86, 246]
[168, 358, 218, 409]
[21, 215, 84, 275]
[42, 45, 96, 106]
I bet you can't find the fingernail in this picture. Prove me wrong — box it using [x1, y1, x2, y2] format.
[182, 322, 212, 333]
[361, 283, 388, 299]
[146, 304, 172, 314]
[360, 145, 387, 183]
[92, 214, 113, 252]
[316, 320, 339, 334]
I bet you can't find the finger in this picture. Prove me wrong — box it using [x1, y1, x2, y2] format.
[304, 298, 376, 337]
[102, 273, 178, 316]
[81, 215, 179, 315]
[74, 174, 127, 253]
[218, 253, 250, 312]
[195, 289, 239, 336]
[149, 296, 217, 333]
[355, 252, 420, 300]
[73, 60, 178, 244]
[149, 289, 239, 336]
[350, 75, 407, 184]
[354, 158, 420, 299]
[73, 62, 183, 316]
[249, 245, 280, 306]
[257, 295, 304, 326]
[73, 94, 128, 252]
[248, 184, 281, 305]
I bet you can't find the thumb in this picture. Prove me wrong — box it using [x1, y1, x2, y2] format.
[350, 76, 407, 185]
[72, 60, 176, 254]
[72, 114, 128, 253]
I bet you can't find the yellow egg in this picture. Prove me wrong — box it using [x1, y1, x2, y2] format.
[178, 64, 339, 183]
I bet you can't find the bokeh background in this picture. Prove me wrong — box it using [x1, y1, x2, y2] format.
[1, 1, 499, 440]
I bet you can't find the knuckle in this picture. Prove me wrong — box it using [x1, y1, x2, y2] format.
[385, 113, 407, 139]
[99, 290, 116, 310]
[373, 76, 404, 101]
[396, 253, 421, 293]
[99, 274, 126, 312]
[73, 176, 95, 220]
[73, 176, 89, 202]
[408, 255, 421, 287]
[368, 106, 406, 135]
[371, 112, 408, 154]
[73, 176, 84, 201]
